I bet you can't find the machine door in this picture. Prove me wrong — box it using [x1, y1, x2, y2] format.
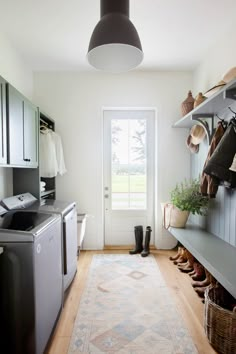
[34, 219, 63, 354]
[63, 207, 78, 290]
[0, 242, 35, 354]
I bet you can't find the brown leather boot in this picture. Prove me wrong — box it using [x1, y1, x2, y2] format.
[173, 248, 187, 265]
[188, 267, 196, 276]
[169, 246, 183, 261]
[178, 250, 194, 273]
[194, 286, 207, 298]
[192, 268, 210, 287]
[191, 263, 205, 281]
[189, 262, 201, 277]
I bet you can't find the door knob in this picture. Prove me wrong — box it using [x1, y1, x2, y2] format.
[104, 194, 109, 198]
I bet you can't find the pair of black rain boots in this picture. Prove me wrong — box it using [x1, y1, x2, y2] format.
[129, 225, 152, 257]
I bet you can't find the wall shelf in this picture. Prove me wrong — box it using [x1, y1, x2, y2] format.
[173, 78, 236, 143]
[41, 189, 56, 198]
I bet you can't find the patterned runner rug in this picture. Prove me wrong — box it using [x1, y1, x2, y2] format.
[68, 254, 198, 353]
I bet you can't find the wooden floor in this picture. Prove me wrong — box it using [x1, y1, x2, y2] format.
[46, 249, 217, 354]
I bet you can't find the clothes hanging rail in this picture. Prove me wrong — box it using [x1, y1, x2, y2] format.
[40, 117, 53, 130]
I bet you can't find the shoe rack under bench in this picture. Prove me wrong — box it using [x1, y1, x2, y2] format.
[168, 222, 236, 299]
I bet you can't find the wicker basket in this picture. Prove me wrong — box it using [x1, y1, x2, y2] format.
[181, 90, 194, 116]
[204, 286, 236, 354]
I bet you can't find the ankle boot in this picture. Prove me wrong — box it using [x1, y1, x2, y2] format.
[129, 225, 143, 254]
[191, 264, 206, 282]
[173, 248, 187, 265]
[178, 250, 194, 273]
[194, 286, 207, 298]
[192, 269, 216, 288]
[141, 226, 152, 257]
[169, 246, 183, 261]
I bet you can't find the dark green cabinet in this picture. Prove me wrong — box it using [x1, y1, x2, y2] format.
[0, 77, 7, 165]
[7, 84, 39, 168]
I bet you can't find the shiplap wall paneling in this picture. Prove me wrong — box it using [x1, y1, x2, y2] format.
[190, 133, 236, 247]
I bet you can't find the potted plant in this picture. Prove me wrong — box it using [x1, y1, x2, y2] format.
[163, 178, 209, 228]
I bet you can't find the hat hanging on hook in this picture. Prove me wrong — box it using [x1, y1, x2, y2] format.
[186, 125, 206, 153]
[87, 0, 143, 73]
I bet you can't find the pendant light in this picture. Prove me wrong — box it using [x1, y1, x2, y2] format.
[87, 0, 143, 73]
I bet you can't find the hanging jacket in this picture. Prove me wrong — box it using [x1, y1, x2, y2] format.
[203, 122, 236, 188]
[200, 122, 225, 198]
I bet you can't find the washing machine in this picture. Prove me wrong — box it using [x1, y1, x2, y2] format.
[2, 193, 78, 292]
[0, 204, 63, 354]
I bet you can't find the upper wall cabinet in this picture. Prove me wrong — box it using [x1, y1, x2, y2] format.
[7, 84, 39, 168]
[0, 77, 7, 164]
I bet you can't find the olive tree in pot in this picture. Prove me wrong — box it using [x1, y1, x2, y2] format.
[166, 178, 209, 228]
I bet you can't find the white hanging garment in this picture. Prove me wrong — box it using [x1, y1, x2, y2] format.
[51, 131, 67, 176]
[40, 130, 58, 178]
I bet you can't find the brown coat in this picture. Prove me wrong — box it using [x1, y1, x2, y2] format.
[200, 123, 225, 197]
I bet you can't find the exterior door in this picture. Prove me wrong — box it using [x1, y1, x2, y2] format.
[103, 109, 155, 246]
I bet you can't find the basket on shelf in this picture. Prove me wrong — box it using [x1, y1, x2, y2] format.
[181, 90, 194, 116]
[204, 285, 236, 354]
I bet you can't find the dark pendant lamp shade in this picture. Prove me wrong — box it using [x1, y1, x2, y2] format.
[87, 0, 143, 72]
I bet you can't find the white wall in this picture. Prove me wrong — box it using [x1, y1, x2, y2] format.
[0, 31, 33, 199]
[33, 71, 192, 249]
[193, 23, 236, 93]
[0, 32, 33, 98]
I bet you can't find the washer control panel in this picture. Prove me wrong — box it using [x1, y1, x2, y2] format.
[2, 193, 37, 210]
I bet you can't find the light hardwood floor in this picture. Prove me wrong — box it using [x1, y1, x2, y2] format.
[46, 249, 217, 354]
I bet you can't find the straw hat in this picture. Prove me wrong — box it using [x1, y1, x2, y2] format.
[222, 67, 236, 83]
[189, 125, 206, 145]
[204, 80, 226, 98]
[186, 135, 199, 154]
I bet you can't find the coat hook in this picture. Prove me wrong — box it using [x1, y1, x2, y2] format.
[216, 114, 224, 121]
[228, 106, 236, 115]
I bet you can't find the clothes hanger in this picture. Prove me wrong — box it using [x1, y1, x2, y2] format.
[40, 125, 48, 132]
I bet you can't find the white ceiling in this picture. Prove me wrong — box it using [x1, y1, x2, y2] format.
[0, 0, 235, 72]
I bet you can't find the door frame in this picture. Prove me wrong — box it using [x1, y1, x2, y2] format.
[102, 106, 158, 248]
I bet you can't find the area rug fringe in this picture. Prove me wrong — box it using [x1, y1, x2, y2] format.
[68, 254, 198, 353]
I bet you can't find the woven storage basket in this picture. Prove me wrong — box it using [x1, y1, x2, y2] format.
[204, 286, 236, 354]
[181, 90, 194, 116]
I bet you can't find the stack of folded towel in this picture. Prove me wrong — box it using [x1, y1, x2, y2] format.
[40, 181, 46, 192]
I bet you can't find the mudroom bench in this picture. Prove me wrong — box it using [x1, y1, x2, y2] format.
[168, 223, 236, 298]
